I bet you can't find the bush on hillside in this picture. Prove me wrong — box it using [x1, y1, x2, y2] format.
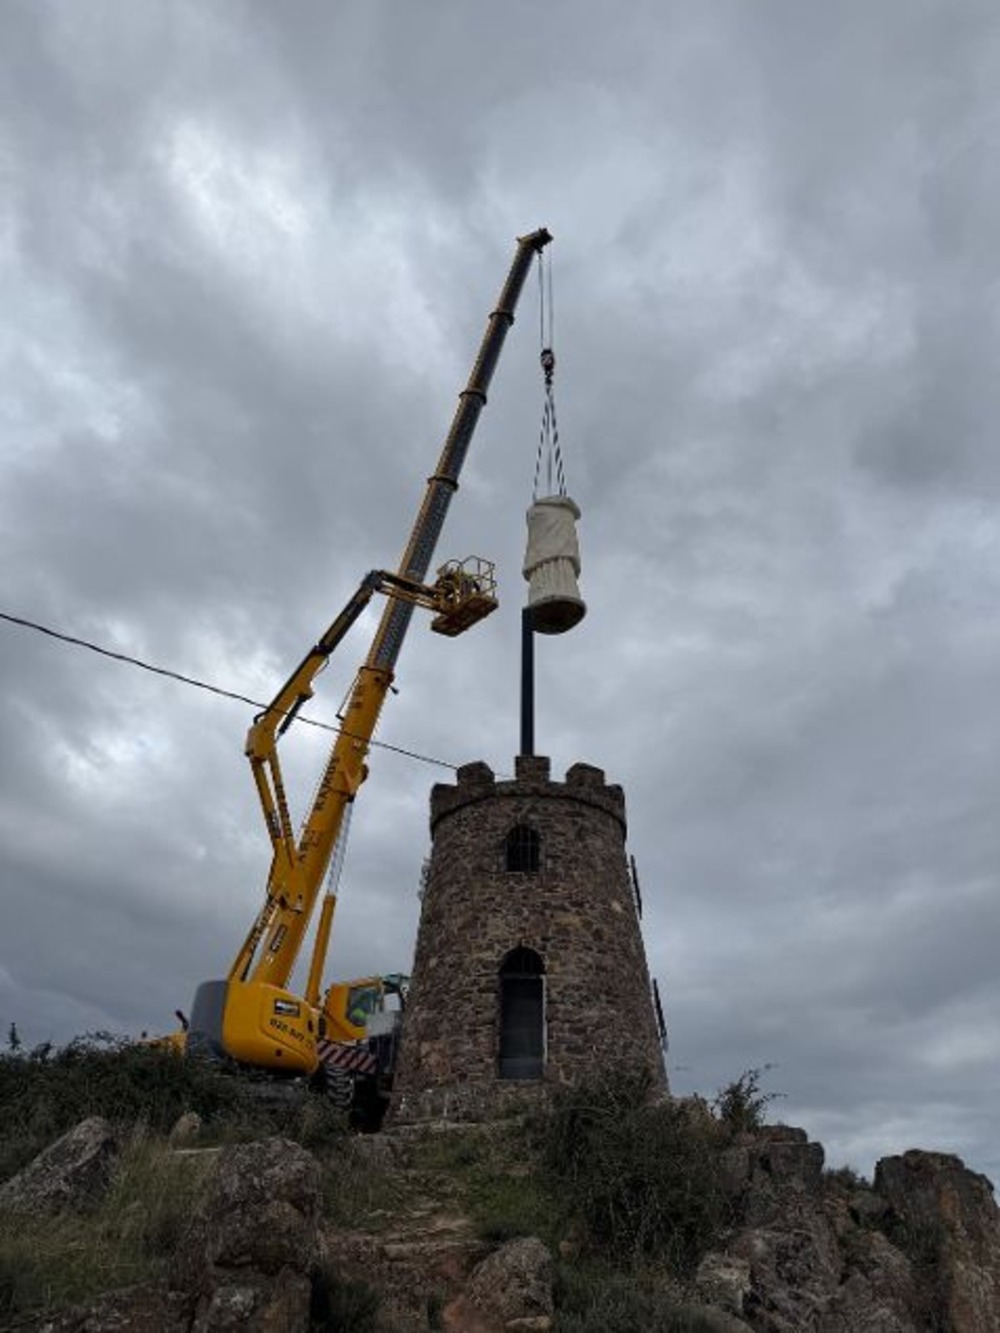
[0, 1032, 344, 1181]
[712, 1065, 782, 1135]
[539, 1069, 729, 1273]
[553, 1262, 734, 1332]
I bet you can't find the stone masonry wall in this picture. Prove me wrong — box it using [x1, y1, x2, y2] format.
[391, 755, 667, 1122]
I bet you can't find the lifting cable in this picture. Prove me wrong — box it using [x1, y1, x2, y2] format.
[324, 801, 354, 896]
[532, 248, 567, 500]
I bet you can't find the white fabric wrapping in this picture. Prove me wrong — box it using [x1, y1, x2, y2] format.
[523, 495, 586, 634]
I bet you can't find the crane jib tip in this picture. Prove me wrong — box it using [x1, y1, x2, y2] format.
[518, 227, 553, 250]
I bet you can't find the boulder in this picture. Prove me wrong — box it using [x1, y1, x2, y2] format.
[190, 1269, 313, 1333]
[448, 1236, 553, 1331]
[171, 1137, 322, 1333]
[733, 1125, 826, 1228]
[0, 1117, 118, 1214]
[172, 1137, 321, 1281]
[756, 1135, 825, 1193]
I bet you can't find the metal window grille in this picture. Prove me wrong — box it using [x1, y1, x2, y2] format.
[505, 824, 540, 873]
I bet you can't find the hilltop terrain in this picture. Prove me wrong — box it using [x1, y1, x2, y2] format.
[0, 1037, 997, 1331]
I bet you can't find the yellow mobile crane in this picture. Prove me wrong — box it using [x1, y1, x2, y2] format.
[187, 229, 552, 1094]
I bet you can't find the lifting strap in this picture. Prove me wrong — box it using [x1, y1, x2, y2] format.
[533, 250, 567, 500]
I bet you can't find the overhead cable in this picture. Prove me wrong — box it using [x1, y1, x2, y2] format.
[0, 609, 459, 771]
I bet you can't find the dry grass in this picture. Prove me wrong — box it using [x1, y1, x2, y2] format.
[0, 1129, 213, 1321]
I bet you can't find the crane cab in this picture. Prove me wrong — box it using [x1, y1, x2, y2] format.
[320, 973, 408, 1043]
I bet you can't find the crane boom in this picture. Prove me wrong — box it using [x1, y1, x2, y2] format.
[369, 229, 551, 674]
[187, 228, 552, 1076]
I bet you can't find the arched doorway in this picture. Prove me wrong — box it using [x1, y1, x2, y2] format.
[499, 947, 545, 1079]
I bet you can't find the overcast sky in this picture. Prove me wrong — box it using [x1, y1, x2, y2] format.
[2, 0, 999, 1183]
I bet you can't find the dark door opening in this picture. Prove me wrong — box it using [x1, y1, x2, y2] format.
[499, 947, 545, 1079]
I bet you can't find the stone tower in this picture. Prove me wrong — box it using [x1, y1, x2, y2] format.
[391, 754, 667, 1122]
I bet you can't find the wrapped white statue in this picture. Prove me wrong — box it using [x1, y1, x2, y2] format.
[523, 495, 586, 634]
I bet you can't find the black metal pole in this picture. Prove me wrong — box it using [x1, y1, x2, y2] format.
[520, 606, 534, 756]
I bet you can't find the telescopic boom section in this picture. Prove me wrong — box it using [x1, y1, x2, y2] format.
[240, 228, 552, 990]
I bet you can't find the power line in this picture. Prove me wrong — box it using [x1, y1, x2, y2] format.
[0, 609, 459, 772]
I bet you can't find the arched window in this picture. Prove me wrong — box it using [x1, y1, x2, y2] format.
[499, 947, 545, 1080]
[505, 824, 540, 873]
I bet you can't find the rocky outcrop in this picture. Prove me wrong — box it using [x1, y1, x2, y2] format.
[689, 1125, 1000, 1333]
[822, 1227, 917, 1332]
[0, 1116, 118, 1214]
[16, 1136, 324, 1333]
[171, 1137, 321, 1332]
[6, 1117, 998, 1332]
[705, 1124, 839, 1329]
[875, 1150, 1000, 1332]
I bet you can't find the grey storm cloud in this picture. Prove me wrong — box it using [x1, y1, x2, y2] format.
[2, 0, 1000, 1183]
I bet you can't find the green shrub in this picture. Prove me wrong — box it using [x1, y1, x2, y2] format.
[0, 1033, 348, 1181]
[824, 1164, 868, 1191]
[712, 1066, 782, 1136]
[553, 1263, 721, 1332]
[541, 1069, 728, 1273]
[294, 1095, 349, 1150]
[465, 1165, 564, 1244]
[0, 1034, 229, 1160]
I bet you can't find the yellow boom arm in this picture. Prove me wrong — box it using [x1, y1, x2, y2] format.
[187, 229, 552, 1074]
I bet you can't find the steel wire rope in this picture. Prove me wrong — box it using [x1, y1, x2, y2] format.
[0, 609, 460, 771]
[532, 248, 566, 500]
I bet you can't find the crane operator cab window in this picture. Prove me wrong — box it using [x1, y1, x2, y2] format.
[498, 947, 545, 1080]
[346, 984, 381, 1029]
[505, 824, 540, 873]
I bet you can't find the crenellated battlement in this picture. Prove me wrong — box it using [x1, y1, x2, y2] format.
[430, 755, 626, 833]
